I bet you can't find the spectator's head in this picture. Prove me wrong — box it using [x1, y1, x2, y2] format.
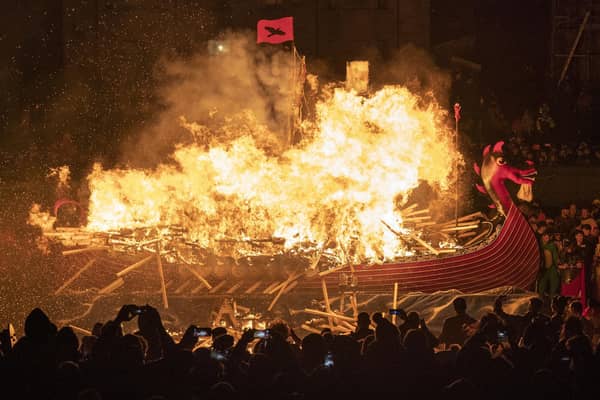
[541, 231, 551, 244]
[575, 230, 584, 244]
[580, 208, 590, 219]
[137, 306, 162, 337]
[552, 296, 568, 315]
[592, 225, 600, 238]
[80, 335, 97, 360]
[113, 334, 146, 367]
[320, 328, 333, 345]
[212, 334, 234, 352]
[570, 301, 584, 317]
[537, 221, 547, 234]
[581, 224, 591, 236]
[301, 333, 325, 363]
[561, 316, 583, 341]
[91, 322, 103, 337]
[268, 319, 290, 339]
[569, 203, 577, 217]
[211, 327, 227, 340]
[403, 328, 430, 357]
[371, 312, 384, 325]
[453, 297, 468, 314]
[561, 208, 569, 218]
[356, 312, 371, 329]
[56, 326, 79, 363]
[529, 297, 544, 314]
[331, 334, 361, 368]
[24, 308, 57, 343]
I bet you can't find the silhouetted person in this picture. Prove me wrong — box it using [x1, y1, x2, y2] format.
[439, 297, 476, 347]
[351, 312, 374, 341]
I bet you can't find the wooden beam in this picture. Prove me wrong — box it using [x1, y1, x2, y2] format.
[156, 242, 169, 309]
[318, 264, 347, 277]
[208, 280, 228, 294]
[226, 281, 244, 294]
[244, 280, 263, 294]
[116, 254, 154, 277]
[62, 246, 109, 256]
[268, 282, 288, 311]
[98, 278, 124, 294]
[54, 258, 96, 295]
[303, 308, 356, 323]
[180, 262, 212, 290]
[321, 279, 334, 327]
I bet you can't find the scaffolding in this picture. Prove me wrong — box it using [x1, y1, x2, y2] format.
[551, 0, 600, 87]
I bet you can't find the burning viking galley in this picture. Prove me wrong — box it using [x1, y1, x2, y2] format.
[25, 17, 541, 334]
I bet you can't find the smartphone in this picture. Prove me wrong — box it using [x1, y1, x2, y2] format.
[324, 352, 334, 368]
[131, 307, 145, 315]
[194, 327, 212, 337]
[253, 329, 270, 339]
[560, 355, 571, 363]
[497, 330, 509, 344]
[210, 349, 227, 361]
[388, 309, 402, 316]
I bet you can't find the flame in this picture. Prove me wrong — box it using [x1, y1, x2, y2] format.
[81, 85, 459, 264]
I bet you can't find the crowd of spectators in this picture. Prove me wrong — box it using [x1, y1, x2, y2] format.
[1, 295, 600, 400]
[523, 198, 600, 308]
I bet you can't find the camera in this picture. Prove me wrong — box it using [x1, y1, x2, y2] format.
[253, 329, 270, 339]
[323, 352, 334, 368]
[194, 327, 212, 337]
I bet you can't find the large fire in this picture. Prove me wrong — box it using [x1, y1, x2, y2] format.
[76, 85, 459, 265]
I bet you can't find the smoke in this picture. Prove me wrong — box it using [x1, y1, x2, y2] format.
[122, 31, 296, 166]
[374, 44, 452, 107]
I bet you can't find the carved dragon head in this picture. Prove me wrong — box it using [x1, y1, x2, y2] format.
[473, 141, 537, 216]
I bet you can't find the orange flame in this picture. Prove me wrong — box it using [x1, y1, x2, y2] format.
[81, 85, 458, 264]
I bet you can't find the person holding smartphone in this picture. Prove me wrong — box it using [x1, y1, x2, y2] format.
[439, 297, 476, 347]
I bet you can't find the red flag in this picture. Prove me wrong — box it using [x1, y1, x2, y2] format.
[257, 17, 294, 44]
[454, 103, 461, 122]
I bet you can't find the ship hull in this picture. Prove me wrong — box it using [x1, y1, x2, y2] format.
[298, 204, 540, 294]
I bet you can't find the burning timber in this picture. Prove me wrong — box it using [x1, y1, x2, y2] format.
[42, 205, 496, 301]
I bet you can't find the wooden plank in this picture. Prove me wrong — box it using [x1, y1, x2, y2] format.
[54, 258, 96, 295]
[303, 308, 356, 323]
[180, 262, 212, 290]
[116, 254, 154, 277]
[62, 246, 109, 256]
[98, 278, 124, 294]
[208, 280, 228, 294]
[244, 280, 263, 294]
[156, 242, 169, 309]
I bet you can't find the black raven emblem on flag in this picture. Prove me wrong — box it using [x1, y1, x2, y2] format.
[265, 26, 285, 37]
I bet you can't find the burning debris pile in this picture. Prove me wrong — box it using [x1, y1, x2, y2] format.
[33, 85, 464, 246]
[28, 79, 495, 314]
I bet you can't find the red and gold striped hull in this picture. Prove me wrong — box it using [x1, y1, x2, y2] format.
[298, 204, 540, 293]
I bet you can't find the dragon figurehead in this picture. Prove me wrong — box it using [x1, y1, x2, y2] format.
[473, 141, 537, 216]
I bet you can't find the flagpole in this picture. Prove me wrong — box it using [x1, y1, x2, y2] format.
[289, 41, 296, 148]
[454, 103, 461, 229]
